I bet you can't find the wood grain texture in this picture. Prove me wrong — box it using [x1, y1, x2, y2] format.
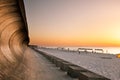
[0, 0, 29, 79]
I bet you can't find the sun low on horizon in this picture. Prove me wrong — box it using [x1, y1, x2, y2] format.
[24, 0, 120, 47]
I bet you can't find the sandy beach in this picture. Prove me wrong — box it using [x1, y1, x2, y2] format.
[23, 47, 77, 80]
[38, 47, 120, 80]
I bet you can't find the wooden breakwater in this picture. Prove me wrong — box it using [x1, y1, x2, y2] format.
[31, 46, 110, 80]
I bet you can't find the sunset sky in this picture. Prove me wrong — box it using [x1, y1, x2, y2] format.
[24, 0, 120, 47]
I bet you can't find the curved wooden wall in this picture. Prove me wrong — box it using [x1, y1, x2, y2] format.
[0, 0, 29, 79]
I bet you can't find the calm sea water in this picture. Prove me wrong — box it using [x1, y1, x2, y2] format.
[41, 46, 120, 54]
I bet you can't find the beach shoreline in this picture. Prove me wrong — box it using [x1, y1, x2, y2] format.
[35, 47, 120, 80]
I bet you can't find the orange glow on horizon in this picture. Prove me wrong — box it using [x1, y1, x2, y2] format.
[30, 35, 120, 47]
[25, 0, 120, 47]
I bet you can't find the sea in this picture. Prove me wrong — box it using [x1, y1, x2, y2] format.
[39, 46, 120, 54]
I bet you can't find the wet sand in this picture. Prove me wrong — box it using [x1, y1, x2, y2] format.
[24, 48, 76, 80]
[39, 48, 120, 80]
